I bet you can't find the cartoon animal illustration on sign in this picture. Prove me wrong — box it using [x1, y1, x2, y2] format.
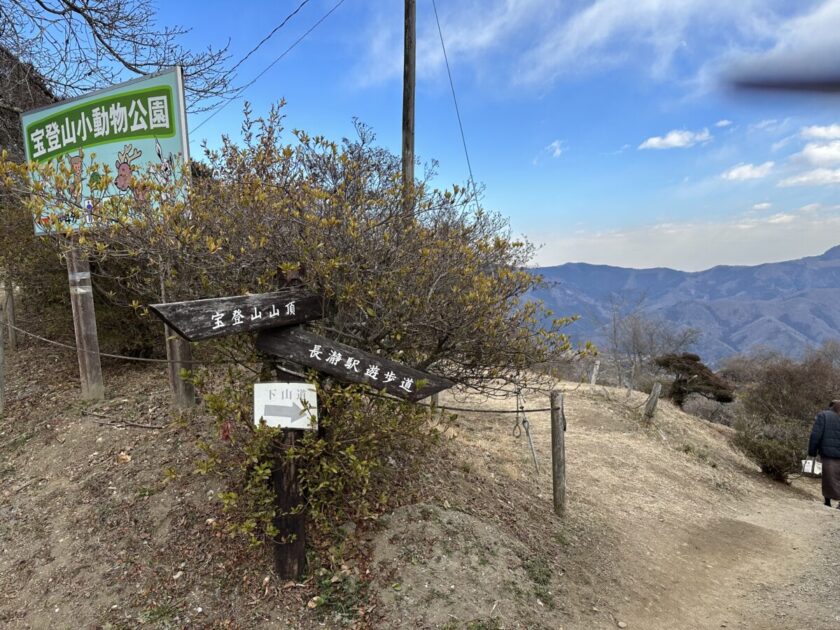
[114, 144, 142, 192]
[153, 139, 175, 186]
[68, 148, 84, 203]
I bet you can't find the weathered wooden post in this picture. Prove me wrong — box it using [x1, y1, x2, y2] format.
[550, 390, 566, 516]
[2, 282, 16, 352]
[66, 244, 104, 400]
[0, 297, 5, 417]
[589, 359, 600, 386]
[272, 426, 307, 578]
[164, 326, 196, 407]
[643, 382, 662, 421]
[256, 360, 308, 578]
[402, 0, 416, 216]
[428, 392, 440, 417]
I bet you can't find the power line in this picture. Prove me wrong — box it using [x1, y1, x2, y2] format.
[226, 0, 313, 77]
[193, 0, 349, 133]
[430, 0, 480, 210]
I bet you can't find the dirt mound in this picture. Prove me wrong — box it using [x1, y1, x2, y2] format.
[369, 503, 554, 629]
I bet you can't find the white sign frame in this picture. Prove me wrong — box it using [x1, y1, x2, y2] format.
[254, 382, 318, 430]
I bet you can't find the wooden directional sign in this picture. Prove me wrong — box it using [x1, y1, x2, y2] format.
[149, 288, 322, 341]
[256, 327, 453, 402]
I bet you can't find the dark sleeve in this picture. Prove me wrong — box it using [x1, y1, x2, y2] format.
[808, 413, 825, 457]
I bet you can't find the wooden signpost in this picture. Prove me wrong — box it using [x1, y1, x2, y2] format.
[149, 288, 323, 341]
[256, 327, 453, 402]
[150, 288, 452, 579]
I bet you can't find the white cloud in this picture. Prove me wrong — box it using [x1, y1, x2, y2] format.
[533, 139, 566, 165]
[721, 161, 774, 180]
[726, 2, 840, 95]
[353, 1, 546, 86]
[749, 119, 779, 132]
[715, 119, 733, 127]
[778, 168, 840, 187]
[771, 135, 796, 152]
[767, 213, 795, 224]
[355, 0, 791, 90]
[531, 211, 840, 271]
[794, 141, 840, 166]
[798, 203, 823, 214]
[639, 128, 711, 150]
[751, 202, 772, 210]
[801, 124, 840, 140]
[518, 0, 779, 85]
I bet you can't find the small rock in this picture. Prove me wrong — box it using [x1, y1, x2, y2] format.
[618, 622, 628, 629]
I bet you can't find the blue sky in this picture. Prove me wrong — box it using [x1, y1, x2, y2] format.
[156, 0, 840, 271]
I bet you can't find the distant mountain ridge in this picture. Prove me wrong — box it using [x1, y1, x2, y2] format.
[531, 246, 840, 364]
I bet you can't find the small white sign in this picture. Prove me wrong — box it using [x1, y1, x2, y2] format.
[254, 382, 318, 430]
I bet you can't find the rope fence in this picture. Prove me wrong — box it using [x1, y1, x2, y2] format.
[2, 321, 559, 414]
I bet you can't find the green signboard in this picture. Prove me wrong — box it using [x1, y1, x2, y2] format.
[20, 67, 189, 233]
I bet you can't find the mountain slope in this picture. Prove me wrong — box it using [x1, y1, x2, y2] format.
[532, 245, 840, 362]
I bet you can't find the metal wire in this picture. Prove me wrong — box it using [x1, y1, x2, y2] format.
[4, 323, 560, 414]
[4, 322, 231, 365]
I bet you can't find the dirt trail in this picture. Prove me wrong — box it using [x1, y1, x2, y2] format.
[369, 385, 840, 630]
[557, 389, 840, 630]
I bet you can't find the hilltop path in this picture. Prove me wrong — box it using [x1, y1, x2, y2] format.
[368, 385, 840, 630]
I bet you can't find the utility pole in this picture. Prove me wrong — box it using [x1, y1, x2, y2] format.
[402, 0, 416, 216]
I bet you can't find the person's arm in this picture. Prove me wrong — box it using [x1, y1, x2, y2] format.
[808, 413, 825, 457]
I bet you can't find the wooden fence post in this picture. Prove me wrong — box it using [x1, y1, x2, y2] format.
[589, 360, 600, 386]
[157, 277, 196, 408]
[643, 382, 662, 421]
[550, 390, 566, 516]
[164, 327, 196, 407]
[66, 244, 104, 400]
[2, 282, 16, 352]
[428, 392, 439, 417]
[0, 298, 5, 417]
